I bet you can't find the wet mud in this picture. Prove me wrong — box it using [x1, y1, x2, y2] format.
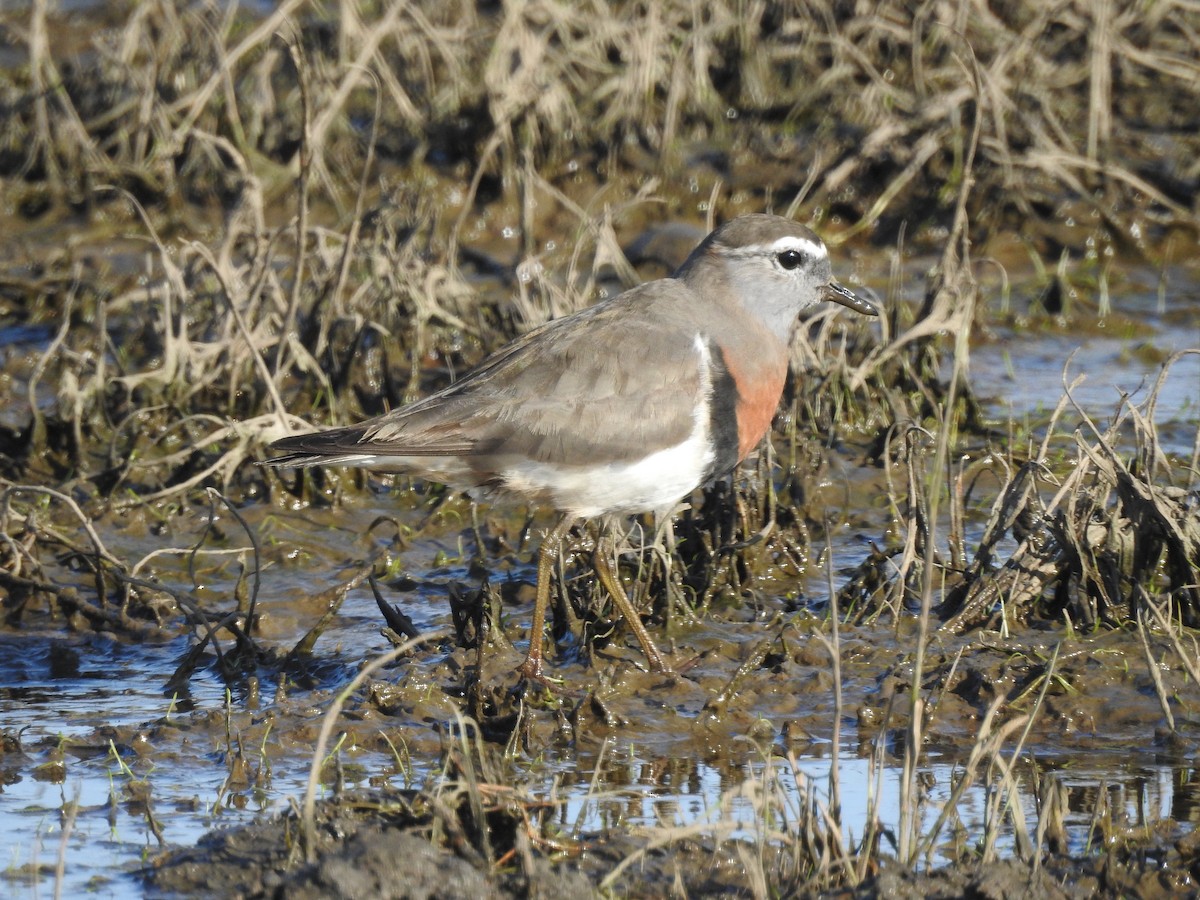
[2, 2, 1200, 898]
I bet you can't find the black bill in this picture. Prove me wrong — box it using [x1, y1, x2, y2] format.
[822, 282, 879, 316]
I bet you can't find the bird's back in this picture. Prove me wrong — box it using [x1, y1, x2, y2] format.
[267, 277, 741, 515]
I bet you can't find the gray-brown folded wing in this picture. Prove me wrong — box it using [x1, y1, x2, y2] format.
[271, 281, 707, 468]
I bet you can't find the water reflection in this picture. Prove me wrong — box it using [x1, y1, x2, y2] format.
[3, 649, 1199, 898]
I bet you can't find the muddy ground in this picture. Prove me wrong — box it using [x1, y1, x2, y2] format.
[2, 1, 1200, 898]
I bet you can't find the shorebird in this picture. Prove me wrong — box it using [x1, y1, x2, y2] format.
[265, 214, 878, 680]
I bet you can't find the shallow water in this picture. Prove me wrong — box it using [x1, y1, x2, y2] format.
[1, 257, 1198, 897]
[969, 285, 1198, 455]
[5, 638, 1194, 898]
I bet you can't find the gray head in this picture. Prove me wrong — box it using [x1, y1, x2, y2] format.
[676, 214, 877, 340]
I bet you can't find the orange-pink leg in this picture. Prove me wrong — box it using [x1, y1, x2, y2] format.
[592, 538, 672, 674]
[516, 515, 574, 682]
[517, 517, 672, 680]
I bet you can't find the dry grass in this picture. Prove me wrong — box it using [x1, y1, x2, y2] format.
[1, 0, 1195, 495]
[835, 349, 1200, 633]
[1, 1, 1198, 893]
[0, 0, 1195, 726]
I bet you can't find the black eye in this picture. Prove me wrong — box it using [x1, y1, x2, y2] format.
[777, 249, 806, 270]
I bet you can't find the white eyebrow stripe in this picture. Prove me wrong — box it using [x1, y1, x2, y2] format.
[768, 235, 826, 258]
[724, 236, 827, 260]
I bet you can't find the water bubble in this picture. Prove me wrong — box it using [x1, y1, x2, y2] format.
[502, 226, 517, 239]
[725, 107, 738, 120]
[513, 260, 542, 285]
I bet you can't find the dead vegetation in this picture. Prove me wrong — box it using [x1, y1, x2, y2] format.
[0, 0, 1198, 896]
[835, 350, 1200, 633]
[1, 0, 1195, 494]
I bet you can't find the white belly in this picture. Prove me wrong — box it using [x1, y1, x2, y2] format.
[500, 426, 714, 518]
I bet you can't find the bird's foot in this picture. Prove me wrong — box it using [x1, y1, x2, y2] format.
[516, 655, 562, 688]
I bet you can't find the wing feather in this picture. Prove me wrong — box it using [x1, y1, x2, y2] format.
[268, 280, 709, 469]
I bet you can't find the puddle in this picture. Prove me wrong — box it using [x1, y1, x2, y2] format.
[3, 0, 1200, 892]
[2, 255, 1198, 895]
[555, 746, 1195, 861]
[6, 661, 1194, 898]
[969, 285, 1199, 455]
[0, 636, 247, 897]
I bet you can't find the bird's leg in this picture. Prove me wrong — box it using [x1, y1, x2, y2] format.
[517, 514, 574, 682]
[650, 510, 680, 631]
[592, 535, 673, 675]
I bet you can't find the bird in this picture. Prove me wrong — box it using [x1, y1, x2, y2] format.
[264, 214, 878, 681]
